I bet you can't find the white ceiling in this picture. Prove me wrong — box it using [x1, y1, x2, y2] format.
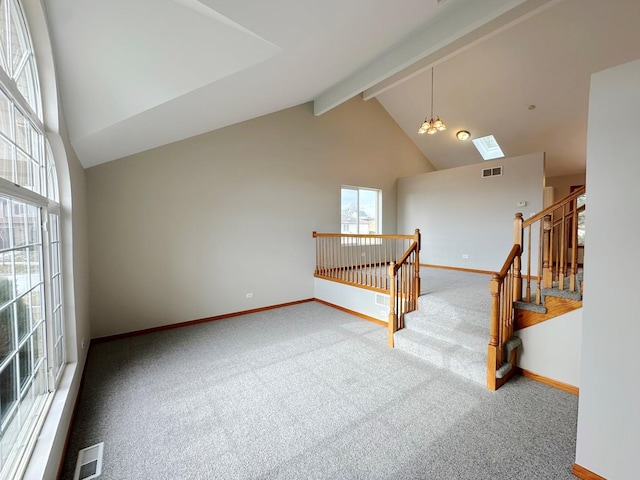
[44, 0, 640, 174]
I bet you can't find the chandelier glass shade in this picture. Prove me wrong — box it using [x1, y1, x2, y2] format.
[418, 68, 446, 135]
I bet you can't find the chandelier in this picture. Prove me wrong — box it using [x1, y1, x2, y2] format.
[418, 67, 446, 135]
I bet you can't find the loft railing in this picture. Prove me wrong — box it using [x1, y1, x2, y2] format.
[313, 229, 421, 346]
[517, 185, 585, 303]
[488, 186, 585, 390]
[312, 231, 417, 291]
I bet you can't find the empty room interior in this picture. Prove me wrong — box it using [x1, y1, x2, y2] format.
[0, 0, 638, 479]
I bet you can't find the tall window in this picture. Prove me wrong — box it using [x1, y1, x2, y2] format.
[0, 1, 63, 478]
[341, 186, 381, 234]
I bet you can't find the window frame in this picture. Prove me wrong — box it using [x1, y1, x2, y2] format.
[340, 186, 382, 236]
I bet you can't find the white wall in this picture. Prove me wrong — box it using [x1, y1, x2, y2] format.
[87, 97, 432, 338]
[397, 153, 545, 271]
[575, 59, 640, 480]
[314, 278, 389, 323]
[515, 309, 582, 388]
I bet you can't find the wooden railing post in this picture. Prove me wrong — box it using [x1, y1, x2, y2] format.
[487, 273, 501, 390]
[388, 262, 397, 348]
[542, 214, 553, 288]
[413, 229, 421, 299]
[513, 213, 523, 301]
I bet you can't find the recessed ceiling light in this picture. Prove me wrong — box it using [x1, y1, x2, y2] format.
[456, 130, 470, 141]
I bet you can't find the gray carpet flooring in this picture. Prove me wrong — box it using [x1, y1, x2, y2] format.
[60, 297, 578, 479]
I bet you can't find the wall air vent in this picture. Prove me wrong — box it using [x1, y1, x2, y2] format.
[375, 293, 390, 307]
[74, 443, 104, 480]
[482, 166, 503, 178]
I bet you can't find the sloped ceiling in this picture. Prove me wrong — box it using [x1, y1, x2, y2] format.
[45, 0, 640, 175]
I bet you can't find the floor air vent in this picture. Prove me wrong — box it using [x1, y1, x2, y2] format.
[74, 442, 104, 480]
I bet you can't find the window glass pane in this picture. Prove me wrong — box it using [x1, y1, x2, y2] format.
[8, 1, 27, 77]
[33, 321, 43, 364]
[0, 252, 14, 293]
[0, 0, 8, 76]
[0, 358, 17, 424]
[16, 296, 28, 341]
[13, 110, 27, 153]
[46, 142, 58, 202]
[18, 337, 30, 390]
[0, 301, 14, 364]
[340, 187, 381, 235]
[16, 57, 37, 113]
[359, 189, 378, 234]
[0, 91, 12, 140]
[10, 200, 26, 247]
[0, 136, 13, 183]
[28, 287, 41, 327]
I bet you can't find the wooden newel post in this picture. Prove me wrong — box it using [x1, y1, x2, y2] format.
[487, 273, 501, 390]
[542, 214, 552, 288]
[513, 214, 523, 301]
[388, 262, 397, 348]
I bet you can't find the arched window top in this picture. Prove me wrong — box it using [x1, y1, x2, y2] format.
[0, 0, 41, 119]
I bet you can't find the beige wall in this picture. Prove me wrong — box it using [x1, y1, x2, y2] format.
[546, 172, 586, 201]
[397, 153, 545, 272]
[87, 97, 431, 338]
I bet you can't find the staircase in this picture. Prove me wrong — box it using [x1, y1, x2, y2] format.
[391, 186, 586, 390]
[394, 286, 489, 386]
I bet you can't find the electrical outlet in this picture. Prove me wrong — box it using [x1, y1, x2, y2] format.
[380, 310, 388, 317]
[81, 337, 85, 349]
[462, 254, 469, 259]
[246, 293, 253, 299]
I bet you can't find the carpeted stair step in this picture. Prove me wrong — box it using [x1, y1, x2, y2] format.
[416, 295, 491, 328]
[541, 287, 582, 301]
[394, 328, 486, 386]
[403, 311, 487, 353]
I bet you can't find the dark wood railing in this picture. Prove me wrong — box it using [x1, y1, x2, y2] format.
[313, 229, 421, 346]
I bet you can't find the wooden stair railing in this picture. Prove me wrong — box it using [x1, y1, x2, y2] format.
[312, 229, 421, 346]
[487, 244, 521, 390]
[488, 186, 585, 390]
[387, 230, 420, 347]
[516, 185, 585, 304]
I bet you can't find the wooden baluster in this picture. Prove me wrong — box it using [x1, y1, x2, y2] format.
[388, 262, 397, 347]
[558, 206, 566, 290]
[513, 213, 523, 301]
[570, 208, 578, 292]
[526, 225, 532, 303]
[413, 229, 421, 298]
[542, 214, 553, 288]
[487, 274, 501, 390]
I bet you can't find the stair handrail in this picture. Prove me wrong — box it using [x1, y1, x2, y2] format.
[388, 229, 421, 347]
[514, 186, 585, 303]
[487, 244, 521, 390]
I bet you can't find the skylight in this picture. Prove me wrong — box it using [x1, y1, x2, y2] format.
[472, 134, 505, 160]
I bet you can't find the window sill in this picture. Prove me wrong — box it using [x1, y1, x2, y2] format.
[21, 360, 83, 480]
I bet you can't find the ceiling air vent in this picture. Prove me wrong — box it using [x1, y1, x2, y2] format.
[482, 166, 502, 178]
[74, 443, 104, 480]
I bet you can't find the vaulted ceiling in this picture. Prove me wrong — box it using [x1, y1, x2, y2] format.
[44, 0, 640, 175]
